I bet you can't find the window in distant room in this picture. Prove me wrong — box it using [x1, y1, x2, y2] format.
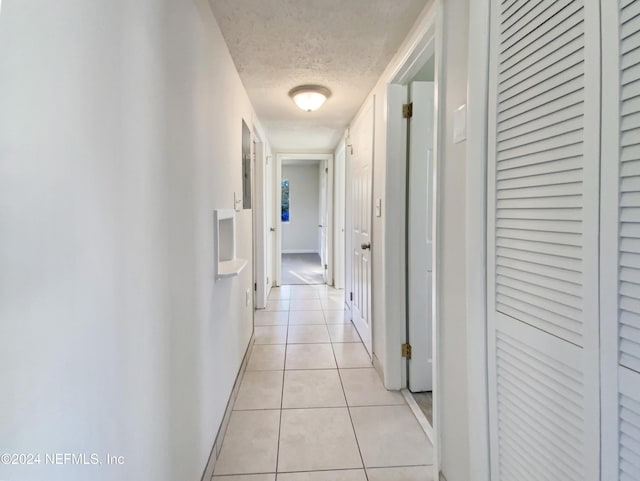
[281, 179, 290, 222]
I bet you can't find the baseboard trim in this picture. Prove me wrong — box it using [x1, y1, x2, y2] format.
[401, 388, 434, 443]
[282, 249, 319, 254]
[372, 352, 384, 383]
[200, 335, 255, 481]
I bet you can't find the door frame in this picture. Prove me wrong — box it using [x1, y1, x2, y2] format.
[275, 152, 334, 286]
[383, 6, 440, 477]
[383, 7, 438, 389]
[326, 158, 334, 285]
[252, 138, 268, 309]
[318, 159, 330, 284]
[334, 139, 347, 290]
[465, 1, 491, 480]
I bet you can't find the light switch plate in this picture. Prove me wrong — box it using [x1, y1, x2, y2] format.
[454, 104, 467, 144]
[234, 192, 242, 212]
[246, 288, 251, 306]
[375, 198, 382, 217]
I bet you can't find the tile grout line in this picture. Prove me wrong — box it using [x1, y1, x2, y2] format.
[251, 366, 376, 372]
[213, 463, 433, 478]
[273, 306, 290, 479]
[330, 332, 371, 481]
[269, 287, 364, 480]
[232, 401, 408, 412]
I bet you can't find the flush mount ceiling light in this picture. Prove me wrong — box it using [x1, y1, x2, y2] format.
[288, 85, 332, 112]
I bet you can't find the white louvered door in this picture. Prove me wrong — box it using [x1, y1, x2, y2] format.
[601, 2, 640, 480]
[486, 1, 601, 480]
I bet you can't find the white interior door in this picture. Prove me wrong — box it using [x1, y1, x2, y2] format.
[407, 81, 434, 392]
[486, 1, 601, 479]
[350, 100, 374, 355]
[345, 142, 353, 307]
[266, 154, 274, 294]
[319, 160, 328, 283]
[275, 155, 283, 286]
[601, 2, 640, 479]
[334, 142, 346, 289]
[253, 142, 267, 309]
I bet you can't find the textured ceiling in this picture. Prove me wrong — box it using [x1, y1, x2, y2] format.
[209, 0, 430, 152]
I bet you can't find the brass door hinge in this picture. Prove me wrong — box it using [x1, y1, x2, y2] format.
[402, 343, 412, 359]
[403, 102, 413, 119]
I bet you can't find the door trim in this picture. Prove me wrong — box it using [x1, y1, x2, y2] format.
[275, 152, 334, 286]
[384, 13, 438, 392]
[383, 3, 441, 479]
[334, 138, 347, 290]
[465, 0, 491, 480]
[253, 140, 269, 309]
[599, 2, 621, 479]
[326, 157, 334, 285]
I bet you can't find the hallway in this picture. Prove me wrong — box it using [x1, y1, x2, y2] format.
[281, 254, 324, 285]
[7, 0, 635, 480]
[213, 285, 433, 480]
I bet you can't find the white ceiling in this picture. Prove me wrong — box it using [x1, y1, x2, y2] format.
[209, 0, 430, 152]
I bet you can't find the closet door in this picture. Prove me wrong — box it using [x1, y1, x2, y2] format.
[486, 1, 601, 480]
[601, 2, 640, 480]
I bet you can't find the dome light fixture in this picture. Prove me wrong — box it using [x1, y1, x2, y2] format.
[288, 85, 332, 112]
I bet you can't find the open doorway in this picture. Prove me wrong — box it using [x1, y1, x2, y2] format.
[381, 16, 441, 478]
[405, 56, 436, 426]
[275, 153, 334, 286]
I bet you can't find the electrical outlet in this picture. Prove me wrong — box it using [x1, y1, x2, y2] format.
[246, 288, 251, 306]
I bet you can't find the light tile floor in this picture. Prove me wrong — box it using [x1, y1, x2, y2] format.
[213, 285, 433, 481]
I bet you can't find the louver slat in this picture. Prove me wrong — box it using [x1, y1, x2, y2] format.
[620, 10, 640, 378]
[500, 1, 582, 59]
[495, 0, 586, 345]
[496, 332, 585, 481]
[620, 368, 640, 480]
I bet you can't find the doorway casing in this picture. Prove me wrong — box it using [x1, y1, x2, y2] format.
[275, 152, 334, 287]
[464, 0, 491, 480]
[380, 3, 441, 478]
[378, 2, 492, 479]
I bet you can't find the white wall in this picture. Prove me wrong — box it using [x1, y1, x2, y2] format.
[281, 164, 320, 253]
[0, 1, 267, 480]
[344, 1, 471, 480]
